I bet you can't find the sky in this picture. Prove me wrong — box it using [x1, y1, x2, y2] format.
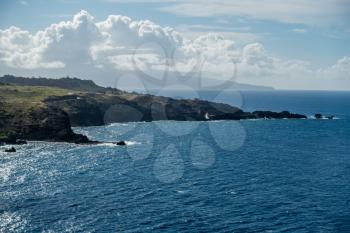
[0, 0, 349, 90]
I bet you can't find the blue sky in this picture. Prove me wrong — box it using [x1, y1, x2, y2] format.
[0, 0, 349, 89]
[1, 0, 349, 67]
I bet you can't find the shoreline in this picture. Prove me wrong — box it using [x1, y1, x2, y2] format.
[1, 76, 336, 146]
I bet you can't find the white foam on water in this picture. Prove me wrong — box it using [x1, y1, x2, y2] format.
[244, 119, 261, 121]
[0, 164, 15, 183]
[226, 190, 237, 195]
[71, 128, 92, 139]
[125, 141, 141, 146]
[98, 142, 118, 147]
[107, 122, 130, 127]
[95, 141, 140, 147]
[176, 190, 186, 194]
[308, 115, 340, 120]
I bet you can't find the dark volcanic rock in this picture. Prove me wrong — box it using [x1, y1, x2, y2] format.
[314, 113, 334, 120]
[115, 141, 127, 146]
[44, 94, 248, 125]
[45, 95, 106, 126]
[5, 147, 16, 153]
[253, 111, 307, 119]
[43, 92, 308, 126]
[0, 104, 93, 144]
[0, 75, 310, 145]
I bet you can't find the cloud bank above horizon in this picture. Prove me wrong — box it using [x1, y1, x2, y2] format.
[0, 10, 349, 90]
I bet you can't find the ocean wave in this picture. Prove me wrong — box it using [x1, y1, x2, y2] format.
[96, 141, 141, 147]
[308, 116, 340, 120]
[97, 142, 118, 147]
[107, 122, 131, 127]
[125, 141, 141, 146]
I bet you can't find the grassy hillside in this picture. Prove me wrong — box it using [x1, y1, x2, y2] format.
[0, 75, 107, 93]
[0, 85, 91, 144]
[0, 85, 76, 111]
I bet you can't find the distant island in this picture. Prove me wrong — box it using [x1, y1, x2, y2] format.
[160, 75, 274, 91]
[0, 75, 305, 145]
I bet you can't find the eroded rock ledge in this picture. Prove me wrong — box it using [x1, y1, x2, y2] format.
[0, 99, 306, 145]
[0, 75, 308, 145]
[0, 104, 92, 145]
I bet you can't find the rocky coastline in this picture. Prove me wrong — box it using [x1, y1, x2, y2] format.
[0, 75, 312, 148]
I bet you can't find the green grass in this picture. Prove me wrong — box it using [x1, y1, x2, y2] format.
[0, 85, 75, 111]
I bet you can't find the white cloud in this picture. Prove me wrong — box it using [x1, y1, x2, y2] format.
[0, 26, 65, 69]
[319, 56, 350, 79]
[0, 10, 349, 90]
[159, 0, 350, 28]
[174, 24, 258, 44]
[292, 28, 307, 33]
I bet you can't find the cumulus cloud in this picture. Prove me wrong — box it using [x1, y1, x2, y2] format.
[0, 26, 65, 69]
[0, 10, 349, 90]
[319, 56, 350, 79]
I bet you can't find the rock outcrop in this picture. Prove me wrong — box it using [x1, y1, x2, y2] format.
[44, 94, 307, 126]
[4, 147, 16, 153]
[314, 113, 334, 120]
[0, 103, 93, 144]
[252, 111, 306, 119]
[0, 75, 309, 144]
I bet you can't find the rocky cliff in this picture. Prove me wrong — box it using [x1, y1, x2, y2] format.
[0, 75, 307, 144]
[0, 102, 91, 144]
[44, 93, 306, 126]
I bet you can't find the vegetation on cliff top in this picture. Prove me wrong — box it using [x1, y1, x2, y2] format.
[0, 75, 307, 144]
[0, 85, 74, 110]
[0, 84, 90, 143]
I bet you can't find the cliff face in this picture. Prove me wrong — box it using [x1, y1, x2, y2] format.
[44, 95, 107, 126]
[44, 93, 306, 127]
[0, 102, 90, 144]
[44, 93, 247, 126]
[0, 75, 307, 144]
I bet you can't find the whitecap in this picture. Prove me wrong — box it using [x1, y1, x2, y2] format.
[97, 142, 118, 147]
[125, 141, 141, 146]
[107, 122, 130, 127]
[244, 118, 261, 121]
[176, 190, 186, 194]
[96, 141, 140, 147]
[308, 115, 339, 120]
[226, 190, 237, 195]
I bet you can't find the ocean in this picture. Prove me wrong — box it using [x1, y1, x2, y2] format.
[1, 91, 350, 232]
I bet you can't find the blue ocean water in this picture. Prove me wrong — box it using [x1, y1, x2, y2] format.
[1, 91, 350, 232]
